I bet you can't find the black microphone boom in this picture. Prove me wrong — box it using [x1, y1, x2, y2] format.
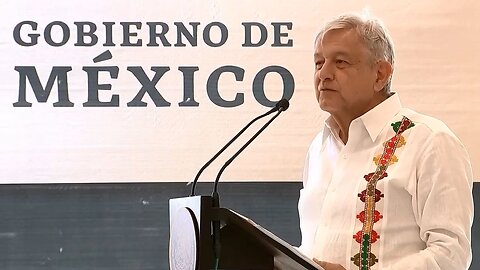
[189, 99, 289, 196]
[212, 99, 289, 200]
[209, 99, 289, 268]
[190, 99, 289, 269]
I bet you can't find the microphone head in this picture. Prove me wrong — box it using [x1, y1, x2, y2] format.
[276, 99, 290, 112]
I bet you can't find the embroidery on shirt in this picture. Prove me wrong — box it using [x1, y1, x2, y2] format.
[351, 116, 415, 270]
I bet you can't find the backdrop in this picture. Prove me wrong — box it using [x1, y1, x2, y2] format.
[1, 0, 478, 183]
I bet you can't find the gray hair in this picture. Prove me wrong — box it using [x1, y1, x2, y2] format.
[316, 13, 395, 94]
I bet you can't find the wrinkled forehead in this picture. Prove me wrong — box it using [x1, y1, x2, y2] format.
[314, 28, 371, 59]
[316, 23, 355, 42]
[314, 28, 365, 56]
[315, 27, 361, 47]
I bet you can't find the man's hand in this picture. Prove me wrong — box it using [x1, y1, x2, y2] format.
[313, 258, 346, 270]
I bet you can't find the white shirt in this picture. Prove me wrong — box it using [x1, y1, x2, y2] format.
[298, 94, 473, 270]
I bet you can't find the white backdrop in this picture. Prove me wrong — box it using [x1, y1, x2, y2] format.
[0, 0, 479, 183]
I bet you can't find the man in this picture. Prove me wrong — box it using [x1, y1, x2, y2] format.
[298, 13, 473, 270]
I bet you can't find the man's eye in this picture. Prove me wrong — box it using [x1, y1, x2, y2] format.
[315, 61, 324, 69]
[335, 60, 351, 69]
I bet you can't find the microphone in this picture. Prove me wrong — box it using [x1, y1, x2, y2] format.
[189, 99, 290, 196]
[210, 98, 289, 269]
[211, 98, 289, 204]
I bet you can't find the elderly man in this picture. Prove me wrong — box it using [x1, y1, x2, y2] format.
[298, 13, 473, 270]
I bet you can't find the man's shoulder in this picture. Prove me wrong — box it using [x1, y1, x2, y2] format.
[400, 108, 461, 142]
[308, 129, 326, 151]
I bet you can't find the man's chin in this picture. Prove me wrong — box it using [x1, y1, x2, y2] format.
[318, 101, 335, 113]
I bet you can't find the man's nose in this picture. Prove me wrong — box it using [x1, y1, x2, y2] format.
[318, 62, 334, 81]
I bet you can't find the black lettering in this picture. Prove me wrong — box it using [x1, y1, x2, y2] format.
[252, 66, 294, 107]
[74, 21, 98, 46]
[271, 22, 293, 47]
[174, 22, 200, 47]
[207, 65, 245, 107]
[127, 66, 171, 107]
[242, 22, 267, 47]
[146, 22, 171, 47]
[82, 66, 120, 107]
[103, 22, 115, 46]
[44, 21, 69, 47]
[178, 66, 199, 107]
[13, 66, 73, 107]
[203, 22, 228, 47]
[120, 22, 142, 46]
[13, 21, 40, 46]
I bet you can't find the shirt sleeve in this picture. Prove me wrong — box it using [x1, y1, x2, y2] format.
[385, 130, 474, 270]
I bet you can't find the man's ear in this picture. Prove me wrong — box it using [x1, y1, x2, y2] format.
[374, 60, 393, 92]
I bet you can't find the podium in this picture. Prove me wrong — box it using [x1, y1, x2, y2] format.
[169, 195, 321, 270]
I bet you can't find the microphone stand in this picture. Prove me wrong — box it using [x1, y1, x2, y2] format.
[210, 108, 285, 270]
[212, 110, 283, 203]
[190, 107, 278, 196]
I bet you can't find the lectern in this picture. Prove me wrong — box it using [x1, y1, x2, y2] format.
[169, 195, 321, 270]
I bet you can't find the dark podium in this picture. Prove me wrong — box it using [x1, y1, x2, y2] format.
[169, 195, 321, 270]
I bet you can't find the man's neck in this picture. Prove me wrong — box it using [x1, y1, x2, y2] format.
[331, 93, 391, 144]
[332, 115, 352, 145]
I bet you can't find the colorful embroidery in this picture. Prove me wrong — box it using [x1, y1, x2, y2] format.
[351, 116, 414, 270]
[373, 154, 398, 166]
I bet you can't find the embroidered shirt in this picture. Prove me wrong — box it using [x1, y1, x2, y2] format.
[298, 93, 473, 270]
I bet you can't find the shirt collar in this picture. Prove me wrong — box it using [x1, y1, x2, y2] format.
[322, 93, 402, 143]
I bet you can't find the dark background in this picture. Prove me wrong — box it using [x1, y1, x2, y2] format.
[0, 182, 478, 269]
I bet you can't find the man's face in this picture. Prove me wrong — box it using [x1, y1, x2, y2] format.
[314, 28, 380, 118]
